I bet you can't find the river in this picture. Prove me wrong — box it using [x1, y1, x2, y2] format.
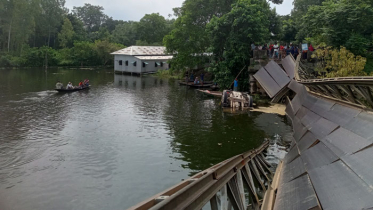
[0, 68, 292, 210]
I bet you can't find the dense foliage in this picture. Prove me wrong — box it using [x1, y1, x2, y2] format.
[312, 45, 367, 77]
[0, 1, 174, 67]
[207, 0, 273, 89]
[279, 0, 373, 73]
[164, 0, 281, 89]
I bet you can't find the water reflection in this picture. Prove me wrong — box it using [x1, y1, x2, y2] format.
[0, 70, 292, 210]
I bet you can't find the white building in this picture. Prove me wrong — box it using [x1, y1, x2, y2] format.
[111, 46, 173, 74]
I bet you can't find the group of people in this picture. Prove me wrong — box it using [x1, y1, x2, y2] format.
[187, 73, 205, 85]
[251, 42, 314, 60]
[55, 79, 90, 90]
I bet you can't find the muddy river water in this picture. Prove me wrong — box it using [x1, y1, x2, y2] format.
[0, 68, 292, 210]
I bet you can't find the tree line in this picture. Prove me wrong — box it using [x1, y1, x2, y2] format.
[0, 1, 174, 67]
[164, 0, 373, 88]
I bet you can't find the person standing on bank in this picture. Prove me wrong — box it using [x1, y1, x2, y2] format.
[200, 73, 205, 85]
[234, 78, 238, 91]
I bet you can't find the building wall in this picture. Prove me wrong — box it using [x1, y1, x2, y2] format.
[140, 60, 170, 73]
[114, 55, 170, 74]
[114, 55, 141, 73]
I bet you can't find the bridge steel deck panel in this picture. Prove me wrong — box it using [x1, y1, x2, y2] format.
[308, 160, 373, 210]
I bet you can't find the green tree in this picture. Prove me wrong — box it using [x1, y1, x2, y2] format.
[94, 40, 123, 65]
[136, 13, 169, 45]
[112, 21, 138, 46]
[164, 0, 237, 71]
[72, 41, 97, 66]
[207, 0, 272, 89]
[58, 17, 75, 48]
[72, 3, 107, 33]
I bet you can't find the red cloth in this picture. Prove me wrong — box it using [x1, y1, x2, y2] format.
[79, 82, 83, 86]
[309, 45, 314, 51]
[280, 45, 284, 50]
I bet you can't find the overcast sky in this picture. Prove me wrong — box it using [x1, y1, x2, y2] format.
[65, 0, 294, 21]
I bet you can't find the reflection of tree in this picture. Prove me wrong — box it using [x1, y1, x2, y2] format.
[162, 84, 274, 175]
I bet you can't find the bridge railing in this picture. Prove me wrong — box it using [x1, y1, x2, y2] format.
[128, 141, 272, 210]
[294, 55, 373, 109]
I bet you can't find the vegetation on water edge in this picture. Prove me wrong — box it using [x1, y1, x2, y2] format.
[0, 2, 174, 68]
[2, 0, 373, 90]
[155, 70, 183, 79]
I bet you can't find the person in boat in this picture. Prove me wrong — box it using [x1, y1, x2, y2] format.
[190, 73, 194, 82]
[78, 80, 83, 88]
[200, 73, 205, 85]
[83, 79, 90, 87]
[55, 81, 63, 89]
[66, 82, 74, 89]
[194, 77, 200, 84]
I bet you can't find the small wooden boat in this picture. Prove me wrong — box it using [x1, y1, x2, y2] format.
[55, 85, 90, 92]
[197, 90, 222, 97]
[178, 81, 212, 88]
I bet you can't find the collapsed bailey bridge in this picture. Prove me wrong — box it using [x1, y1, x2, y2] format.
[127, 54, 373, 210]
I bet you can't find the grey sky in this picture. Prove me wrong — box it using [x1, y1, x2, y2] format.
[65, 0, 293, 21]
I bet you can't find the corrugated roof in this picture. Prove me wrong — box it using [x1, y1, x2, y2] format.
[111, 46, 168, 56]
[134, 56, 173, 60]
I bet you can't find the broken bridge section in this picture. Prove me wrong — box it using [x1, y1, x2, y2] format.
[253, 57, 295, 102]
[274, 80, 373, 210]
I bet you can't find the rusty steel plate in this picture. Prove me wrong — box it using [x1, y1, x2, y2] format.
[274, 174, 319, 210]
[301, 141, 339, 171]
[308, 160, 373, 210]
[253, 67, 281, 98]
[264, 60, 291, 88]
[324, 127, 372, 155]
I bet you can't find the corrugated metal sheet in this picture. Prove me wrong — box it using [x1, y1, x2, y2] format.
[310, 98, 335, 116]
[111, 46, 167, 55]
[301, 142, 338, 171]
[288, 80, 306, 94]
[301, 110, 321, 129]
[295, 106, 308, 120]
[281, 56, 296, 79]
[308, 161, 373, 210]
[264, 61, 291, 87]
[284, 145, 299, 164]
[341, 147, 373, 187]
[322, 104, 361, 126]
[344, 115, 373, 140]
[281, 157, 306, 183]
[253, 67, 281, 98]
[302, 94, 318, 109]
[309, 118, 339, 140]
[274, 175, 319, 210]
[324, 127, 372, 155]
[134, 56, 173, 60]
[279, 80, 373, 210]
[297, 131, 318, 153]
[293, 117, 308, 141]
[291, 95, 302, 114]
